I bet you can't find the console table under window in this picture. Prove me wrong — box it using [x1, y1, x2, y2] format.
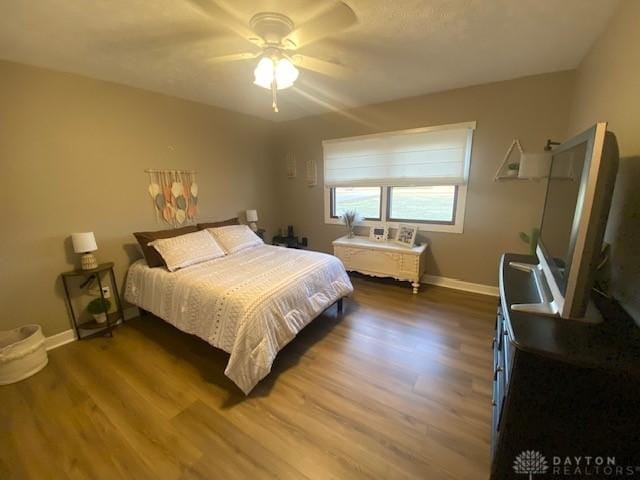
[332, 235, 428, 293]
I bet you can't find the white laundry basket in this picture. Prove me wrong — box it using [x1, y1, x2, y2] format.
[0, 324, 48, 385]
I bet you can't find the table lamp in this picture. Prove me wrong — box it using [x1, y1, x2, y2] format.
[246, 209, 259, 232]
[71, 232, 98, 270]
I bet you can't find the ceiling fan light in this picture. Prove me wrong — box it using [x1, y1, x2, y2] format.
[253, 56, 274, 89]
[275, 58, 299, 90]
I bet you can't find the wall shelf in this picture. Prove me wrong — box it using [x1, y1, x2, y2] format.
[494, 138, 552, 182]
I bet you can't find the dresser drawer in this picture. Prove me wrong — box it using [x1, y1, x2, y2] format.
[335, 246, 414, 278]
[496, 307, 504, 350]
[332, 236, 428, 293]
[502, 318, 513, 385]
[491, 346, 504, 458]
[492, 307, 507, 450]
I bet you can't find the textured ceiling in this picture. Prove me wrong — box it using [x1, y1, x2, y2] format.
[0, 0, 619, 121]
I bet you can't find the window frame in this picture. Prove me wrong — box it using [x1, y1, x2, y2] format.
[329, 186, 383, 221]
[324, 184, 467, 233]
[386, 185, 459, 226]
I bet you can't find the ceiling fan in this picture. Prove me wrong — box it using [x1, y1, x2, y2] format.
[189, 0, 357, 112]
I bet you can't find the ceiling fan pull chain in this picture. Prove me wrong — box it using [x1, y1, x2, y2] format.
[271, 79, 279, 113]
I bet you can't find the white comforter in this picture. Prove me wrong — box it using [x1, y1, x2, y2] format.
[124, 244, 353, 394]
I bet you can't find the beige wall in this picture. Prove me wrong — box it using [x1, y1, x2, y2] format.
[567, 0, 640, 321]
[0, 61, 277, 336]
[6, 2, 637, 339]
[273, 71, 575, 286]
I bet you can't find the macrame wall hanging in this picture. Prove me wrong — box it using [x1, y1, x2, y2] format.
[146, 169, 198, 227]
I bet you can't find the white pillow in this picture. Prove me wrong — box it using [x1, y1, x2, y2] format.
[208, 225, 263, 254]
[149, 230, 225, 272]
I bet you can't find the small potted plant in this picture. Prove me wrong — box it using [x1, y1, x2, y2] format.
[519, 227, 540, 256]
[507, 163, 520, 177]
[341, 210, 359, 238]
[87, 298, 111, 324]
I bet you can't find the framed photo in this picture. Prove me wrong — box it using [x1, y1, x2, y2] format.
[286, 152, 296, 178]
[306, 159, 317, 186]
[394, 224, 418, 248]
[369, 225, 389, 242]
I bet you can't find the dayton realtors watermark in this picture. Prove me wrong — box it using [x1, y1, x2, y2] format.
[514, 451, 640, 478]
[552, 456, 640, 477]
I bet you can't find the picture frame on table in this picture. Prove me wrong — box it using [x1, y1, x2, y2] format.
[394, 224, 418, 248]
[369, 225, 389, 242]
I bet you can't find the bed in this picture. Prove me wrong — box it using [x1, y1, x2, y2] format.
[124, 243, 353, 394]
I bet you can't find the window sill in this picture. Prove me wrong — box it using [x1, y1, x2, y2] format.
[324, 217, 463, 234]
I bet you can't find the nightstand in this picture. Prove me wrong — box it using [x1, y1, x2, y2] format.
[60, 262, 124, 339]
[272, 235, 308, 249]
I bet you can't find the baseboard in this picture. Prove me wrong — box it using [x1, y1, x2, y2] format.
[44, 329, 77, 351]
[422, 274, 499, 297]
[45, 306, 140, 351]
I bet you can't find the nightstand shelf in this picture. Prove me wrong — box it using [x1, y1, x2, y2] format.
[60, 262, 124, 340]
[76, 312, 122, 331]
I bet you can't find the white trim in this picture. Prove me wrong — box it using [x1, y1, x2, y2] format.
[422, 274, 499, 297]
[44, 306, 140, 351]
[324, 184, 467, 234]
[321, 121, 477, 145]
[44, 329, 77, 350]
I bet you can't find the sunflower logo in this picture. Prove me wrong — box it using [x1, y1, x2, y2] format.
[513, 450, 549, 479]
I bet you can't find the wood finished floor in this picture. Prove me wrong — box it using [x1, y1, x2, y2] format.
[0, 275, 497, 480]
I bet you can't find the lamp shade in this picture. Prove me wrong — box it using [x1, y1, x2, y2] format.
[253, 56, 299, 90]
[71, 232, 97, 253]
[246, 210, 258, 222]
[253, 57, 274, 89]
[274, 58, 299, 90]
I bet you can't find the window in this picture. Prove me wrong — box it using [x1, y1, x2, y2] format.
[323, 122, 475, 233]
[388, 185, 457, 224]
[331, 187, 382, 220]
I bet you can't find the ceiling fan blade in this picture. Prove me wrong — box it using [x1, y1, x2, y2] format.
[99, 25, 234, 53]
[186, 0, 262, 46]
[207, 52, 260, 64]
[293, 54, 350, 78]
[283, 2, 356, 50]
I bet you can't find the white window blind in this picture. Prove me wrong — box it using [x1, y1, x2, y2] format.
[323, 122, 475, 187]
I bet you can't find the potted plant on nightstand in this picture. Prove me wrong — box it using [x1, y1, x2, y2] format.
[87, 298, 111, 324]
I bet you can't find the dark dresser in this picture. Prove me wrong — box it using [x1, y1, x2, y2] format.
[491, 253, 640, 479]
